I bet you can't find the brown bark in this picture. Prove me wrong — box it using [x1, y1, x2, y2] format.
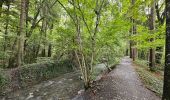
[129, 28, 133, 58]
[131, 0, 137, 61]
[163, 0, 170, 99]
[149, 0, 156, 70]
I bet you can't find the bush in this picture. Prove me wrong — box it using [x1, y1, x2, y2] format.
[0, 69, 9, 92]
[0, 59, 74, 92]
[19, 59, 73, 87]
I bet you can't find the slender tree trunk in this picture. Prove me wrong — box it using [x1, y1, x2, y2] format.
[48, 43, 52, 57]
[132, 20, 137, 61]
[163, 0, 170, 99]
[72, 0, 90, 89]
[17, 0, 26, 67]
[131, 0, 137, 61]
[149, 0, 156, 70]
[41, 2, 48, 57]
[129, 29, 133, 58]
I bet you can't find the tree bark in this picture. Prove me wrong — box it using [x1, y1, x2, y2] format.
[163, 0, 170, 99]
[48, 43, 52, 57]
[131, 0, 137, 61]
[129, 29, 133, 58]
[41, 1, 48, 57]
[16, 0, 26, 67]
[149, 0, 156, 70]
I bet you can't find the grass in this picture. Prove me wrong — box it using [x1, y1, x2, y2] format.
[133, 60, 163, 97]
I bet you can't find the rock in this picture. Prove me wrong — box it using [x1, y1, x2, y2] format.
[44, 81, 54, 87]
[43, 92, 47, 96]
[69, 79, 73, 81]
[26, 93, 34, 100]
[57, 81, 63, 84]
[78, 89, 85, 95]
[72, 95, 84, 100]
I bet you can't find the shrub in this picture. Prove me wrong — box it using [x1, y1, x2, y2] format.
[0, 69, 9, 92]
[0, 59, 74, 92]
[19, 59, 74, 87]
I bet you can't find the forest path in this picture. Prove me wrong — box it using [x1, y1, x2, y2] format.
[1, 57, 161, 100]
[78, 57, 160, 100]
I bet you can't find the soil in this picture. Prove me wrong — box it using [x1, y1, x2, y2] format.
[74, 57, 161, 100]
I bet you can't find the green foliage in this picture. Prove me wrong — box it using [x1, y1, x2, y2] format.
[19, 60, 73, 87]
[0, 69, 9, 92]
[0, 0, 166, 93]
[130, 25, 165, 50]
[0, 60, 74, 92]
[135, 64, 163, 97]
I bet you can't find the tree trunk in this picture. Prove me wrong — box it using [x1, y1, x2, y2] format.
[130, 45, 133, 58]
[48, 43, 52, 57]
[24, 0, 29, 58]
[16, 0, 26, 67]
[131, 0, 137, 61]
[41, 2, 48, 57]
[129, 29, 133, 58]
[149, 0, 156, 70]
[163, 0, 170, 99]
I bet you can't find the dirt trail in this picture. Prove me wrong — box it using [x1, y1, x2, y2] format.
[78, 57, 160, 100]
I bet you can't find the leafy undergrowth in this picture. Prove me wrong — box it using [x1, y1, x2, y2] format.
[0, 59, 74, 94]
[0, 69, 9, 92]
[133, 61, 163, 97]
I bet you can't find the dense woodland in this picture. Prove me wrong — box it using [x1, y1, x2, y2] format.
[0, 0, 170, 99]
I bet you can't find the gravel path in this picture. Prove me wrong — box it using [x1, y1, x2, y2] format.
[79, 57, 160, 100]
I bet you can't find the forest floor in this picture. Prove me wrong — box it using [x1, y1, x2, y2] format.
[74, 57, 161, 100]
[0, 71, 84, 100]
[1, 57, 161, 100]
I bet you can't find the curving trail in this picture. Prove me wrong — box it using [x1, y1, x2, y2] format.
[80, 57, 160, 100]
